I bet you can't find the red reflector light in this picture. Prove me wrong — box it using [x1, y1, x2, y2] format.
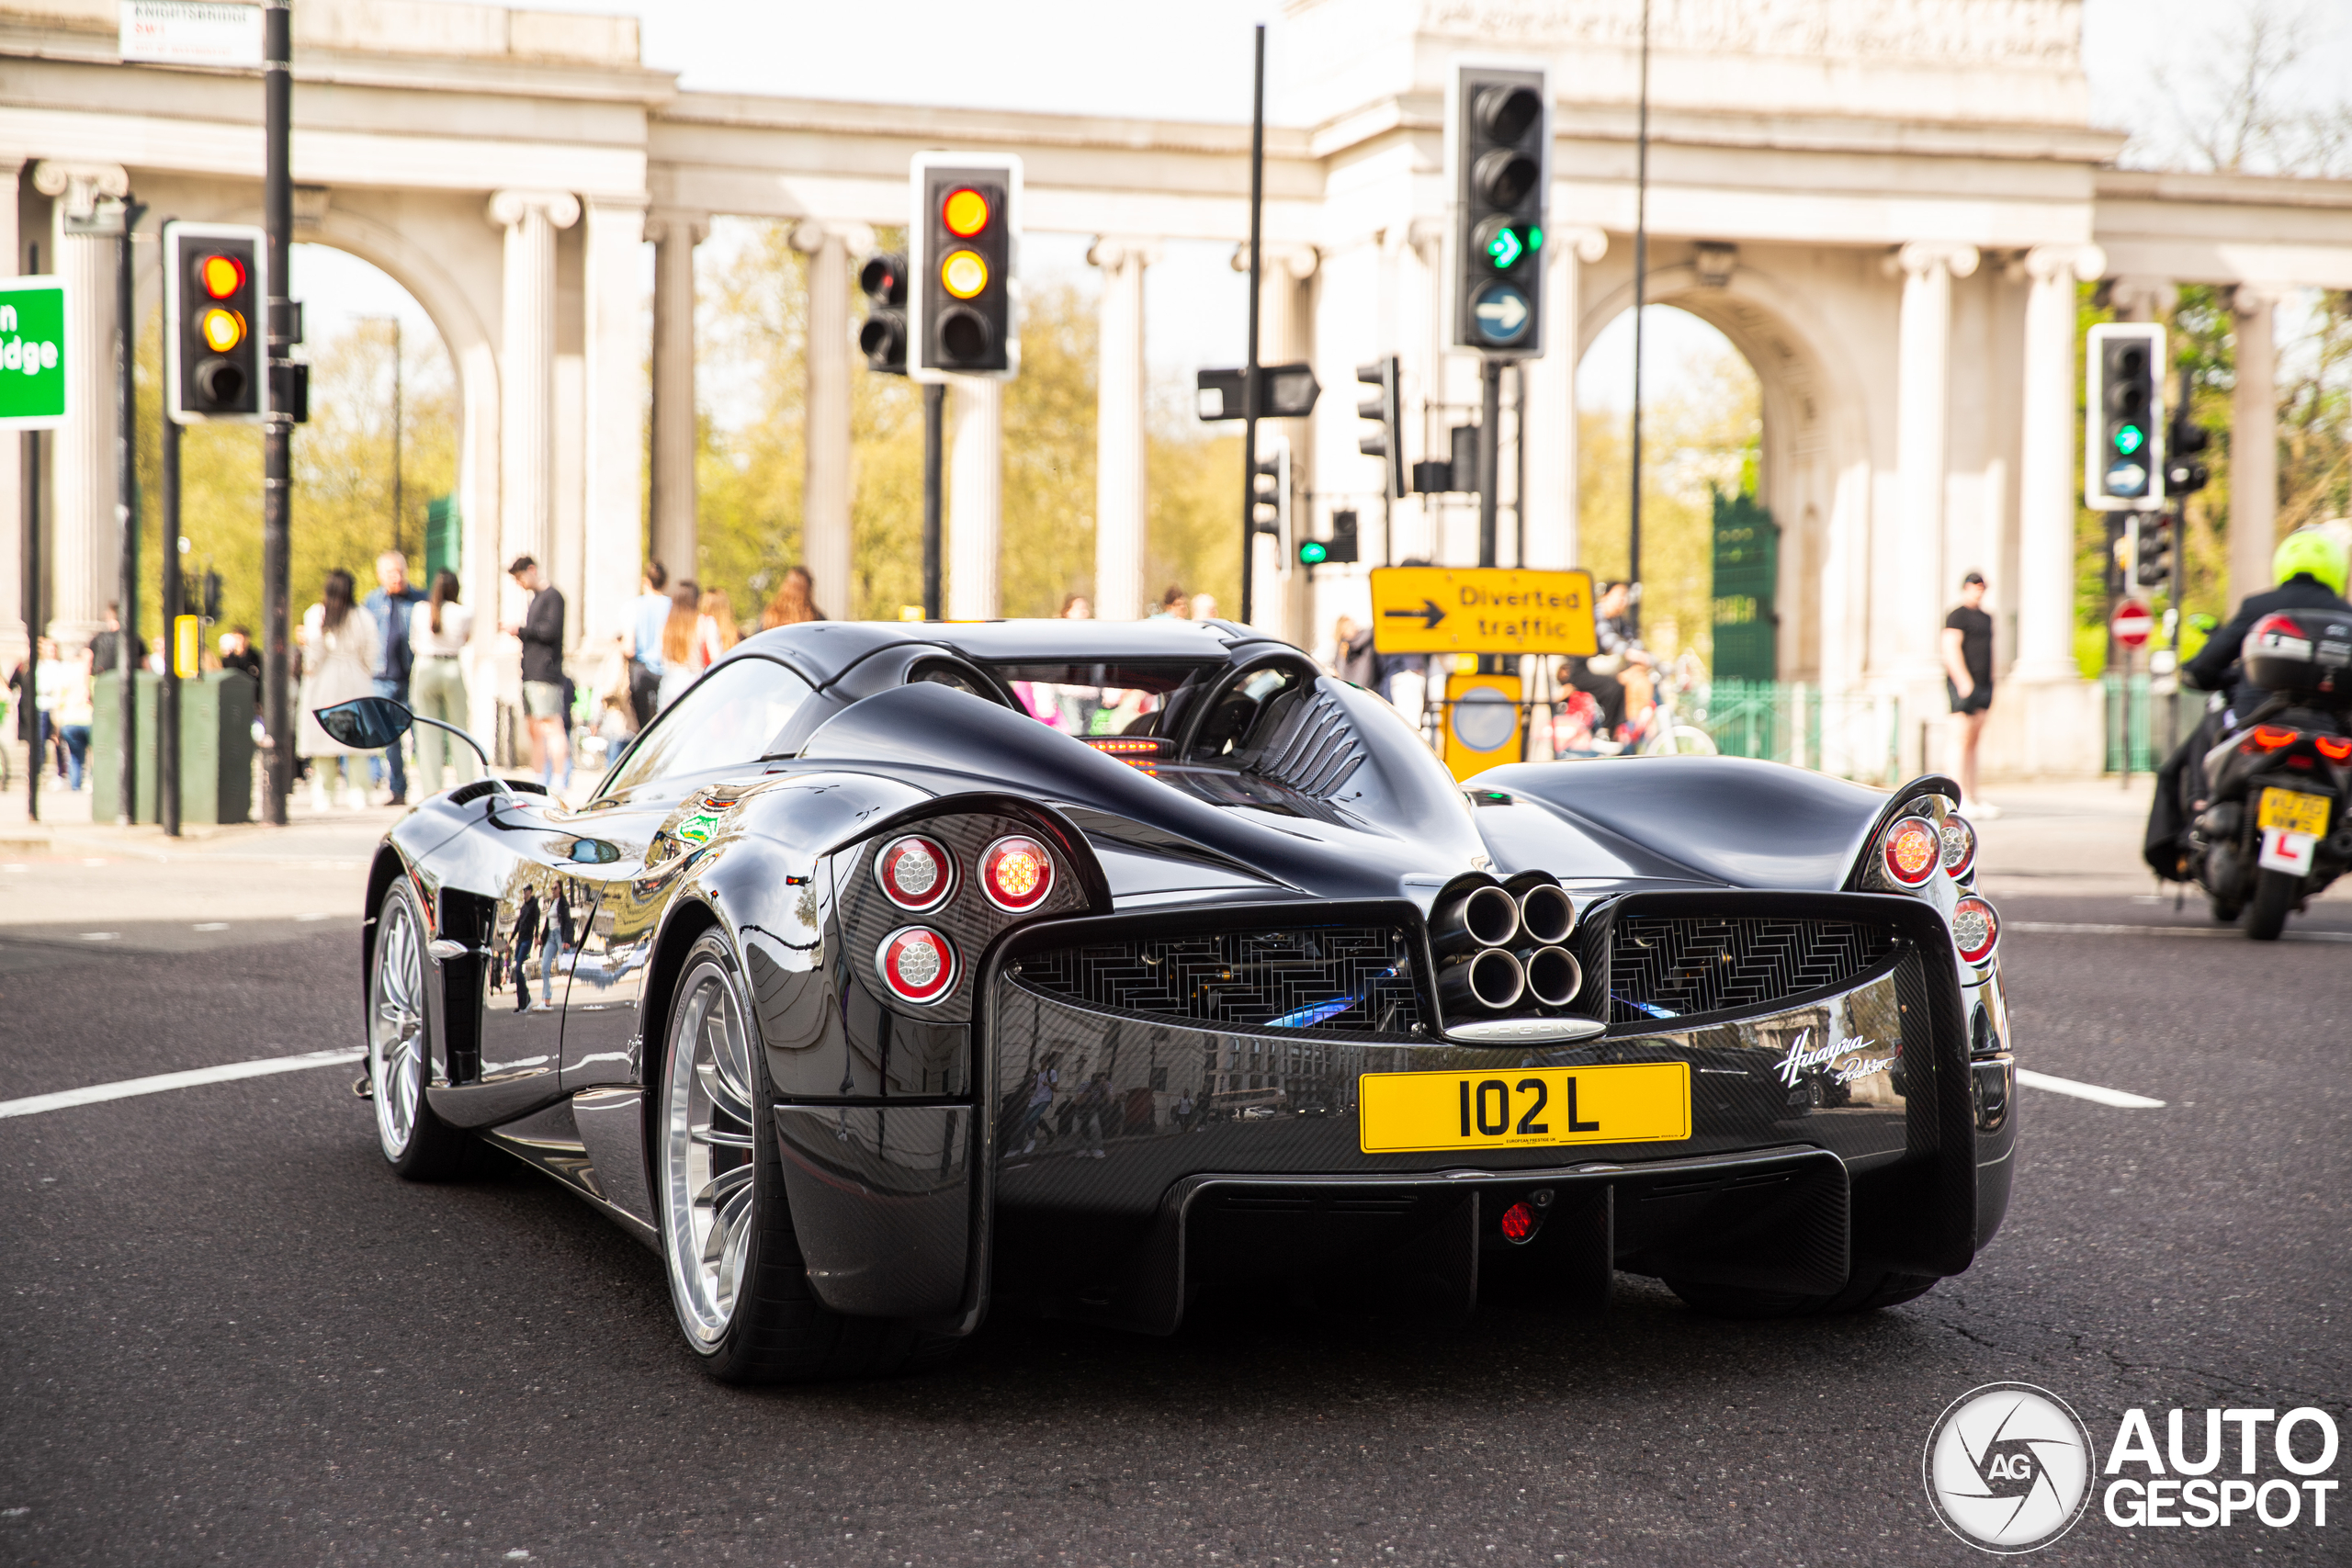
[2316, 735, 2352, 762]
[979, 834, 1054, 912]
[1882, 816, 1940, 886]
[874, 833, 955, 911]
[1499, 1201, 1536, 1243]
[876, 926, 956, 1006]
[2249, 726, 2298, 752]
[1951, 895, 2000, 966]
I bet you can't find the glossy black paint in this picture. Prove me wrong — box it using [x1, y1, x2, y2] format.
[354, 619, 2014, 1349]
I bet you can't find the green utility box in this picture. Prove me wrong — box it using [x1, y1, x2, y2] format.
[1710, 487, 1781, 682]
[90, 671, 256, 825]
[425, 495, 460, 587]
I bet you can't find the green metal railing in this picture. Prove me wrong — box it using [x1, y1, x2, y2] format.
[2103, 674, 2207, 774]
[1684, 681, 1905, 784]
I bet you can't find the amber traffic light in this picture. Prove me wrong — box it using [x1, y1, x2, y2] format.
[165, 222, 267, 423]
[910, 153, 1022, 379]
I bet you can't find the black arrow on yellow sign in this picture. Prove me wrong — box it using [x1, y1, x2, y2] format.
[1384, 598, 1445, 630]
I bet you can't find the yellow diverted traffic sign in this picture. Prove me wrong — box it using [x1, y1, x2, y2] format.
[1369, 567, 1597, 656]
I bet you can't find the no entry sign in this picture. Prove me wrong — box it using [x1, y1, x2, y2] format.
[2111, 598, 2154, 649]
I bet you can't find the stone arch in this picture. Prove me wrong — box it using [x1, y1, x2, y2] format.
[1576, 260, 1875, 686]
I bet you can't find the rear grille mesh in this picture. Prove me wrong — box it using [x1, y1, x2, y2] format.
[1608, 915, 1897, 1024]
[1012, 925, 1425, 1038]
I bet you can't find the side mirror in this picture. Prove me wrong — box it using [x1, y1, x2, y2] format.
[314, 696, 414, 750]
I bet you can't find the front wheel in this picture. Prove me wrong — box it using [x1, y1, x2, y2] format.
[2245, 867, 2299, 942]
[655, 931, 954, 1383]
[368, 880, 474, 1179]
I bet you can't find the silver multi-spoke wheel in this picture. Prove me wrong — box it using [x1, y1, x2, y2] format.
[370, 889, 427, 1160]
[661, 955, 760, 1348]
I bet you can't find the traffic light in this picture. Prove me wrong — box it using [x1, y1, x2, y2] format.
[2085, 322, 2164, 511]
[1449, 62, 1550, 357]
[164, 221, 266, 423]
[2167, 410, 2211, 497]
[910, 152, 1022, 379]
[2137, 512, 2175, 589]
[1250, 435, 1290, 546]
[1327, 509, 1360, 564]
[2104, 516, 2132, 596]
[1355, 355, 1404, 500]
[858, 252, 907, 375]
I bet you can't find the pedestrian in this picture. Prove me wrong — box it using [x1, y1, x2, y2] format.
[6, 653, 33, 764]
[218, 626, 262, 688]
[512, 886, 542, 1013]
[1325, 614, 1375, 685]
[504, 556, 570, 795]
[1074, 1071, 1114, 1158]
[39, 639, 92, 791]
[296, 568, 382, 811]
[364, 550, 429, 806]
[625, 559, 670, 727]
[1173, 1087, 1197, 1133]
[408, 569, 474, 794]
[87, 601, 145, 678]
[699, 587, 740, 658]
[759, 565, 824, 630]
[1940, 571, 1996, 811]
[658, 581, 709, 710]
[1151, 584, 1187, 618]
[1189, 592, 1218, 622]
[1012, 1053, 1061, 1155]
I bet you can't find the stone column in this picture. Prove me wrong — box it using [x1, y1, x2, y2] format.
[647, 208, 707, 583]
[2013, 243, 2105, 683]
[947, 376, 1001, 620]
[1521, 226, 1607, 570]
[34, 161, 128, 651]
[1892, 242, 1977, 764]
[0, 158, 22, 673]
[792, 220, 870, 623]
[489, 190, 580, 583]
[582, 198, 646, 649]
[1089, 237, 1154, 621]
[2230, 285, 2284, 606]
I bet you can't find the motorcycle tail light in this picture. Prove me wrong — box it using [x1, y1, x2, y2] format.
[1939, 814, 1977, 877]
[1882, 816, 1941, 886]
[876, 926, 957, 1005]
[979, 835, 1054, 912]
[874, 833, 955, 910]
[1951, 895, 2000, 966]
[2315, 735, 2352, 763]
[2247, 726, 2298, 752]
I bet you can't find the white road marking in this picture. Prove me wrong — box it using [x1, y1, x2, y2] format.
[2016, 1067, 2167, 1110]
[0, 1047, 365, 1120]
[2008, 919, 2352, 944]
[193, 922, 230, 931]
[78, 931, 119, 942]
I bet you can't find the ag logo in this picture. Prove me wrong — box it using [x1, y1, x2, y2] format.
[1923, 1382, 2094, 1552]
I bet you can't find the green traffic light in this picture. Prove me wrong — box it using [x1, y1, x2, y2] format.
[2114, 423, 2145, 456]
[1298, 541, 1329, 566]
[1486, 228, 1523, 269]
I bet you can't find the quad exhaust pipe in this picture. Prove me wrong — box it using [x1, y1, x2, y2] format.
[1440, 946, 1527, 1011]
[1430, 878, 1586, 1012]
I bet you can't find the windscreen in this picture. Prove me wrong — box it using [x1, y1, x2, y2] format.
[981, 660, 1216, 740]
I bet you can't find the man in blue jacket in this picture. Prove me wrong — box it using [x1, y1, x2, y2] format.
[364, 550, 429, 805]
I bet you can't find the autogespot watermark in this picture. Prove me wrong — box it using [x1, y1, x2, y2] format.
[1923, 1384, 2341, 1552]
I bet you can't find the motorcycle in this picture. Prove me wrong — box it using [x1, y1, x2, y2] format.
[2172, 607, 2352, 940]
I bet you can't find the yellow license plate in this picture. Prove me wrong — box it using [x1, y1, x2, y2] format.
[1358, 1062, 1690, 1155]
[2257, 787, 2330, 838]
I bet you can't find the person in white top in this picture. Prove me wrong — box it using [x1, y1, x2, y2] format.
[296, 568, 382, 811]
[408, 569, 476, 794]
[35, 637, 93, 791]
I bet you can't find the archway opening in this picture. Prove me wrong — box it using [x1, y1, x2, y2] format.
[134, 243, 459, 650]
[1576, 303, 1761, 676]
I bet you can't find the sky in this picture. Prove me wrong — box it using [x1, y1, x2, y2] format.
[294, 0, 2351, 422]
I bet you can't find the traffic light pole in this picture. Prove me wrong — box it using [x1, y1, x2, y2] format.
[160, 412, 181, 838]
[1626, 0, 1652, 637]
[262, 0, 292, 825]
[1476, 359, 1502, 569]
[1238, 22, 1266, 628]
[20, 419, 37, 825]
[114, 197, 144, 827]
[922, 381, 944, 619]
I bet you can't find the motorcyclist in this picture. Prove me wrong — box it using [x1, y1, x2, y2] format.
[2181, 526, 2351, 724]
[2147, 526, 2351, 880]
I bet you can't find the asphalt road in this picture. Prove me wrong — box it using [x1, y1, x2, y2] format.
[2, 895, 2346, 1567]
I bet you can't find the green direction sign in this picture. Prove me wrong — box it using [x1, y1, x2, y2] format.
[0, 276, 69, 429]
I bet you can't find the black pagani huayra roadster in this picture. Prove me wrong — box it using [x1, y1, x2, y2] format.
[330, 617, 2015, 1382]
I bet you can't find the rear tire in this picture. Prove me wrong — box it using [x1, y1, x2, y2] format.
[2245, 867, 2298, 942]
[655, 931, 957, 1383]
[368, 880, 475, 1180]
[1664, 1269, 1939, 1319]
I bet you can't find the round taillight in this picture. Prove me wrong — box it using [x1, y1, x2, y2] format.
[1499, 1201, 1537, 1243]
[874, 833, 955, 911]
[1883, 816, 1941, 887]
[876, 926, 957, 1006]
[1939, 815, 1977, 878]
[1951, 895, 2000, 966]
[979, 835, 1054, 912]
